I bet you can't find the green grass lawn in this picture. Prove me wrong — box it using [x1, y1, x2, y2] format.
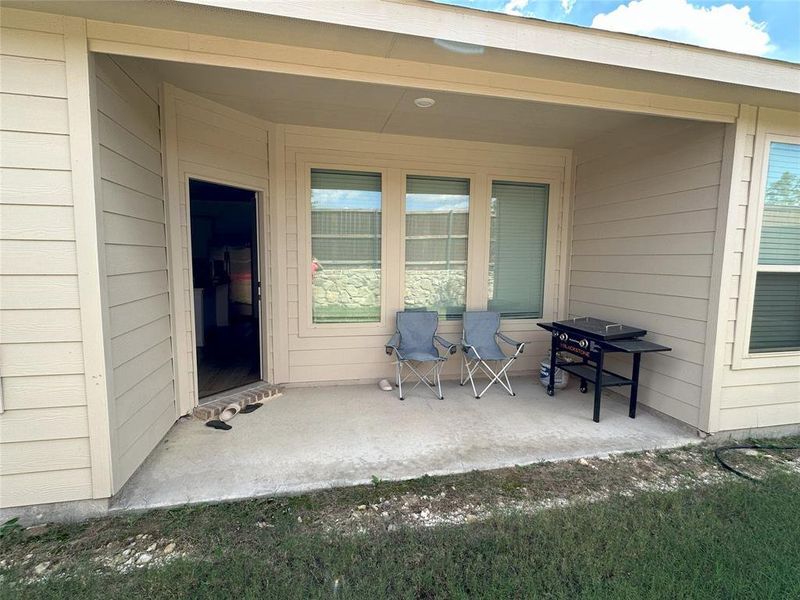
[3, 469, 799, 599]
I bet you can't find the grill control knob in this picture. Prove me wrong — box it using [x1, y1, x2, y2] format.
[578, 338, 589, 349]
[559, 333, 569, 342]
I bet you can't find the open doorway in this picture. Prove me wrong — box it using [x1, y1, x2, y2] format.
[189, 179, 261, 400]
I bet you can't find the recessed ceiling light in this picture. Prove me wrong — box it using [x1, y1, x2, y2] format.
[414, 97, 436, 108]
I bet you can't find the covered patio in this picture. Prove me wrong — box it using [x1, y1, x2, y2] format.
[112, 379, 696, 511]
[92, 47, 723, 506]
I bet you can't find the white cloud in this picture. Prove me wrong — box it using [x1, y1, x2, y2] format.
[591, 0, 773, 56]
[503, 0, 530, 16]
[561, 0, 576, 14]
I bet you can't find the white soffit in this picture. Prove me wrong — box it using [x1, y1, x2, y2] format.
[130, 55, 682, 148]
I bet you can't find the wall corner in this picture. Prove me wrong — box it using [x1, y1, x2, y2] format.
[698, 105, 757, 433]
[63, 17, 116, 498]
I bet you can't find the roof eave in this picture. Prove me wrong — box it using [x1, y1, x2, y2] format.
[180, 0, 800, 95]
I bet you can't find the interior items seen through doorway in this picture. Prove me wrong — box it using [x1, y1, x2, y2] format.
[189, 179, 261, 399]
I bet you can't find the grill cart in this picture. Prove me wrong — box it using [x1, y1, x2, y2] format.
[537, 317, 671, 423]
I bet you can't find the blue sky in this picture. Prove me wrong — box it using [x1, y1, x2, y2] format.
[435, 0, 800, 63]
[312, 190, 469, 211]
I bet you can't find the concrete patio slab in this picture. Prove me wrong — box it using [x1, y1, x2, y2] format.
[111, 378, 698, 511]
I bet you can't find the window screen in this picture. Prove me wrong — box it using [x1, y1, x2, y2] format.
[750, 142, 800, 353]
[404, 176, 469, 319]
[310, 169, 381, 323]
[488, 181, 549, 319]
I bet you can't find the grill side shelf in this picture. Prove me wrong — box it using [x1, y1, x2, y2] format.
[602, 339, 672, 353]
[556, 362, 634, 387]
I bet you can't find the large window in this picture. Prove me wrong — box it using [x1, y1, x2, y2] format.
[749, 141, 800, 353]
[488, 181, 549, 319]
[310, 169, 382, 323]
[404, 175, 470, 319]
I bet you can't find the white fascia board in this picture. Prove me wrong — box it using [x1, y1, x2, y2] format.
[181, 0, 800, 95]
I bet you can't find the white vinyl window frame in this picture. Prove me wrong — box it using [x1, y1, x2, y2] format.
[484, 173, 561, 332]
[399, 168, 476, 322]
[733, 131, 800, 369]
[296, 157, 391, 337]
[295, 152, 565, 339]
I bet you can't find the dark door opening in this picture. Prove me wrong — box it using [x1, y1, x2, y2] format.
[189, 179, 261, 400]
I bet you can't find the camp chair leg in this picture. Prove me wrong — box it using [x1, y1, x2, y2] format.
[471, 357, 518, 398]
[504, 367, 514, 396]
[461, 355, 481, 398]
[396, 360, 403, 400]
[396, 359, 446, 400]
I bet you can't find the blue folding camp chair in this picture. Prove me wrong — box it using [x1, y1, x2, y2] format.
[460, 311, 525, 398]
[385, 311, 456, 400]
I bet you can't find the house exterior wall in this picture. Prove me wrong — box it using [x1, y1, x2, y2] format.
[94, 54, 176, 490]
[160, 85, 271, 415]
[571, 119, 727, 428]
[281, 126, 572, 384]
[0, 11, 109, 507]
[1, 5, 797, 512]
[712, 107, 800, 432]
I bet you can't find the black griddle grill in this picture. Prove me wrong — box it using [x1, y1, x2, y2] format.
[537, 317, 671, 423]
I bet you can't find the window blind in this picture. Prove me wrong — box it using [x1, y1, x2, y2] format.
[488, 181, 548, 319]
[749, 273, 800, 353]
[311, 169, 382, 192]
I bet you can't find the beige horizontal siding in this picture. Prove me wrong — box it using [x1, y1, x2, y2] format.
[0, 374, 86, 410]
[571, 119, 726, 427]
[0, 407, 88, 443]
[0, 55, 67, 97]
[0, 275, 80, 308]
[0, 438, 90, 476]
[0, 468, 92, 508]
[0, 309, 82, 343]
[0, 204, 75, 240]
[95, 54, 175, 491]
[0, 15, 94, 508]
[0, 240, 77, 274]
[0, 93, 69, 134]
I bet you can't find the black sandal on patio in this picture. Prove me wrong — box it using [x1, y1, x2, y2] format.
[205, 419, 232, 430]
[240, 403, 262, 414]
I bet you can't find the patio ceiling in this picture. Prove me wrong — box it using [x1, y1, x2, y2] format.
[120, 56, 683, 148]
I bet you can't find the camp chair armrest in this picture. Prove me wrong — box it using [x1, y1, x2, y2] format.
[497, 332, 524, 353]
[434, 335, 457, 355]
[385, 333, 401, 356]
[461, 342, 480, 359]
